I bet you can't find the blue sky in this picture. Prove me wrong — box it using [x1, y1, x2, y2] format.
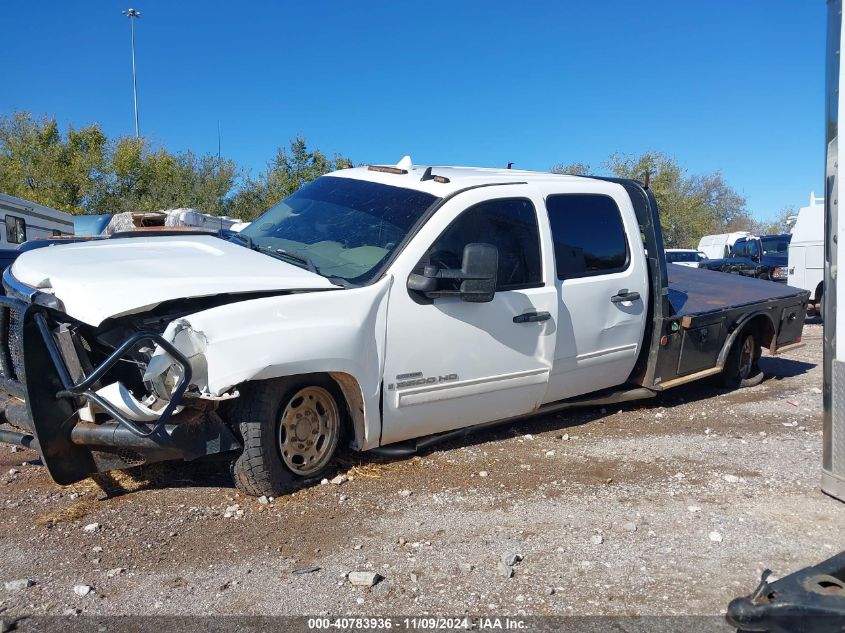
[0, 1, 827, 220]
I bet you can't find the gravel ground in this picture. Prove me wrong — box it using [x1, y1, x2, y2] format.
[0, 320, 842, 619]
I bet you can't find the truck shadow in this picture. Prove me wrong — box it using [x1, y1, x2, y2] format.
[102, 355, 817, 497]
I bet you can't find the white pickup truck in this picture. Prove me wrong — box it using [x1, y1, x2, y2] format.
[0, 160, 810, 496]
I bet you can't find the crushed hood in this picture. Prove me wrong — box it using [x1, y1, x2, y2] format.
[10, 235, 339, 325]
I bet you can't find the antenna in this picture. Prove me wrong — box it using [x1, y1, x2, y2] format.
[507, 162, 515, 169]
[217, 120, 221, 160]
[643, 171, 651, 190]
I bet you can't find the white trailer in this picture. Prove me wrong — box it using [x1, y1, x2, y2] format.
[0, 193, 74, 246]
[788, 191, 825, 316]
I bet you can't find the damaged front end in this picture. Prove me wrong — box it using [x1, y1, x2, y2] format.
[0, 270, 240, 485]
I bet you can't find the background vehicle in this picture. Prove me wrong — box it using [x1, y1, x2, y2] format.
[0, 163, 809, 498]
[697, 231, 750, 259]
[665, 248, 707, 267]
[103, 208, 241, 234]
[788, 191, 825, 317]
[73, 214, 112, 236]
[698, 234, 792, 281]
[0, 192, 74, 246]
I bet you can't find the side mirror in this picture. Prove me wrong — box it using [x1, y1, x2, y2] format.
[458, 242, 498, 302]
[407, 242, 498, 303]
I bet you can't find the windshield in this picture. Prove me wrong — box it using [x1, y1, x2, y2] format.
[239, 176, 439, 284]
[761, 235, 791, 255]
[667, 251, 704, 262]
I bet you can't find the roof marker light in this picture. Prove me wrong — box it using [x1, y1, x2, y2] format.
[368, 165, 407, 175]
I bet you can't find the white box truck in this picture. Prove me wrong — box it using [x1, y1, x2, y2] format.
[788, 191, 825, 317]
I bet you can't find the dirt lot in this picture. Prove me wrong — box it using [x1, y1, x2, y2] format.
[1, 319, 842, 619]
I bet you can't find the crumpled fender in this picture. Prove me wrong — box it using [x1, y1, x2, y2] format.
[159, 277, 392, 450]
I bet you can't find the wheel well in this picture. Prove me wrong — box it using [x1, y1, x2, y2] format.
[228, 372, 366, 452]
[328, 372, 367, 451]
[744, 314, 776, 350]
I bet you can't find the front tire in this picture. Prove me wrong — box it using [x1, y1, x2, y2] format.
[720, 329, 763, 389]
[229, 376, 345, 496]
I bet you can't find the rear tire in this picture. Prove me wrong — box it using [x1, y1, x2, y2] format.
[720, 329, 763, 389]
[228, 376, 346, 496]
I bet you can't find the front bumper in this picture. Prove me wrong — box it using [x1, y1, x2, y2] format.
[0, 270, 240, 485]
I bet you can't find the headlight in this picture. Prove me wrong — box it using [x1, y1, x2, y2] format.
[772, 267, 788, 279]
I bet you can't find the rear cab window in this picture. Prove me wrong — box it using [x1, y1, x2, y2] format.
[544, 194, 629, 279]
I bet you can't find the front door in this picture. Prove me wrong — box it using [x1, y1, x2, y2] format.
[542, 192, 649, 403]
[380, 189, 557, 446]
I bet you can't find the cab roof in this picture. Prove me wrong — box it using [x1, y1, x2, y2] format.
[325, 161, 609, 198]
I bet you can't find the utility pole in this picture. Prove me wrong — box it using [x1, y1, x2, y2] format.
[122, 8, 142, 138]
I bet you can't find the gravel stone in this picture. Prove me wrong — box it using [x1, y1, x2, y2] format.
[348, 571, 382, 587]
[4, 579, 34, 591]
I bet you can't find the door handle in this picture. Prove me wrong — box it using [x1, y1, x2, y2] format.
[513, 311, 551, 323]
[611, 291, 641, 303]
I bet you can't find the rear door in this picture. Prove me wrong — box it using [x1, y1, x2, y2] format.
[542, 190, 649, 403]
[380, 186, 557, 445]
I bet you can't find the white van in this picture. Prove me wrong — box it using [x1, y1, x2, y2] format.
[788, 192, 824, 316]
[0, 192, 74, 247]
[697, 232, 750, 260]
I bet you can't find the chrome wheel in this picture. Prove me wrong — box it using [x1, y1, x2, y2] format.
[739, 334, 755, 379]
[277, 386, 340, 476]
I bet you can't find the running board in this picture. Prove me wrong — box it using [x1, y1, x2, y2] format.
[653, 366, 723, 390]
[371, 386, 656, 458]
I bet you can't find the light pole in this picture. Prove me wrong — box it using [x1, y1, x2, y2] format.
[122, 8, 142, 138]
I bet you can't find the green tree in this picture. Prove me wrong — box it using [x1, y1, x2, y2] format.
[0, 112, 108, 214]
[92, 138, 237, 215]
[550, 161, 592, 176]
[226, 136, 352, 220]
[604, 152, 748, 248]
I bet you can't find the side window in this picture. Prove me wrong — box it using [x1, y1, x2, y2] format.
[5, 216, 26, 244]
[732, 241, 746, 257]
[545, 194, 628, 279]
[423, 198, 542, 291]
[747, 240, 760, 258]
